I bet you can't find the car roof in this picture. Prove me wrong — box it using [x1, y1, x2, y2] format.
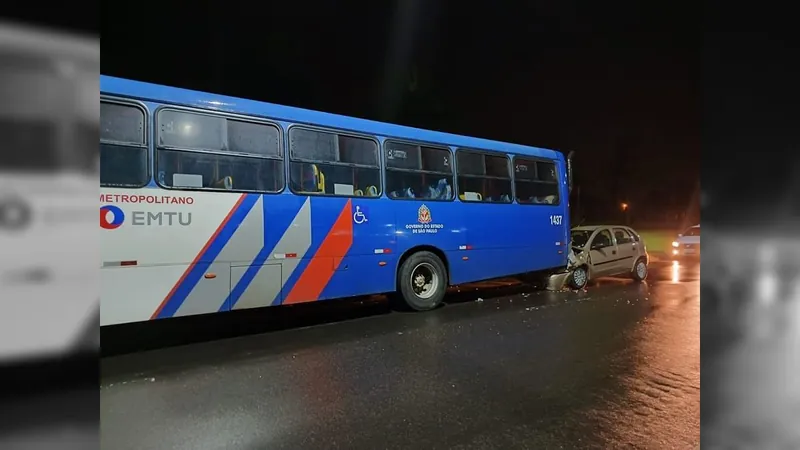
[572, 225, 631, 232]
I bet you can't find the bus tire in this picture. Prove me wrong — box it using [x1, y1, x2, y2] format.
[396, 251, 447, 311]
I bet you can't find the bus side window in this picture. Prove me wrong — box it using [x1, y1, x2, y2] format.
[514, 158, 560, 205]
[155, 110, 283, 193]
[288, 127, 381, 197]
[100, 101, 149, 188]
[455, 150, 512, 203]
[385, 141, 453, 201]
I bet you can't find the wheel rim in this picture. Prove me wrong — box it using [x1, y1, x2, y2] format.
[636, 261, 647, 278]
[573, 268, 587, 287]
[411, 262, 439, 299]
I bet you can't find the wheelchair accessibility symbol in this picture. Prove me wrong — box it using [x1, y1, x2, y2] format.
[353, 206, 368, 224]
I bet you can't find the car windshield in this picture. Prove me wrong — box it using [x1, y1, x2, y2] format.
[683, 227, 701, 237]
[571, 230, 592, 247]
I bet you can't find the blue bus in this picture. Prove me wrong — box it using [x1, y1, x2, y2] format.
[99, 75, 573, 326]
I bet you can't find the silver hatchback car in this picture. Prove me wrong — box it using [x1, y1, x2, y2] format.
[567, 225, 650, 289]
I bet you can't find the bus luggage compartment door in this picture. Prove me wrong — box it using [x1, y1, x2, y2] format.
[229, 263, 282, 310]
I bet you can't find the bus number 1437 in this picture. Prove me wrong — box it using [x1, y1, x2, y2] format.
[550, 215, 563, 226]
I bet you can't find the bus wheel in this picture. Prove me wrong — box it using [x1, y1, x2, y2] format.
[568, 266, 588, 290]
[397, 251, 447, 311]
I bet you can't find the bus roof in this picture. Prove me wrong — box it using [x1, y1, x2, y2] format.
[101, 75, 564, 161]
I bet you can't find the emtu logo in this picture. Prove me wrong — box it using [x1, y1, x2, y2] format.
[100, 205, 125, 230]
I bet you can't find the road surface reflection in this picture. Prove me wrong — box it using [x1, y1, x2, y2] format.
[102, 261, 699, 449]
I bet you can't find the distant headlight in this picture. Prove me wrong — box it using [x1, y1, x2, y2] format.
[672, 241, 680, 247]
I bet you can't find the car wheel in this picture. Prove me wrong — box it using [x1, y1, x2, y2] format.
[632, 258, 648, 282]
[568, 265, 588, 289]
[396, 251, 447, 311]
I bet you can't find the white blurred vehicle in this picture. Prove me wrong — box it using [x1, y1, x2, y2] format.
[672, 224, 700, 259]
[0, 23, 99, 363]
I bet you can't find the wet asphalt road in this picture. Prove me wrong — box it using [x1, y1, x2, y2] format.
[101, 260, 699, 450]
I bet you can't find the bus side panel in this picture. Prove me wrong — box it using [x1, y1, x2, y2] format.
[101, 263, 227, 325]
[100, 189, 260, 325]
[278, 196, 396, 304]
[513, 202, 569, 270]
[224, 194, 308, 311]
[446, 203, 531, 284]
[229, 263, 282, 311]
[390, 200, 468, 284]
[392, 201, 465, 252]
[317, 199, 398, 300]
[449, 201, 568, 285]
[318, 253, 397, 300]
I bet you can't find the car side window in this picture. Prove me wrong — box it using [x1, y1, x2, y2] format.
[592, 229, 614, 248]
[613, 228, 634, 244]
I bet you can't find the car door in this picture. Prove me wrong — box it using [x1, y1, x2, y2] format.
[612, 227, 637, 275]
[588, 228, 618, 277]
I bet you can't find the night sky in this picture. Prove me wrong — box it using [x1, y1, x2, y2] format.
[100, 1, 699, 224]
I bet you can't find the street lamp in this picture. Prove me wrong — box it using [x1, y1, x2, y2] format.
[620, 202, 629, 225]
